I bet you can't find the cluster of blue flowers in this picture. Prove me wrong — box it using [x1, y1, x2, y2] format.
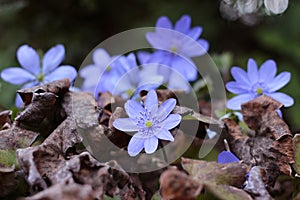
[79, 15, 209, 99]
[0, 14, 294, 156]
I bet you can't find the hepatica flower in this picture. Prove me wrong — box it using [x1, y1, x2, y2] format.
[226, 58, 293, 110]
[140, 14, 209, 83]
[81, 49, 163, 99]
[113, 90, 181, 156]
[1, 44, 77, 107]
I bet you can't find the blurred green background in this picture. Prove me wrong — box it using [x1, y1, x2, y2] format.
[0, 0, 299, 130]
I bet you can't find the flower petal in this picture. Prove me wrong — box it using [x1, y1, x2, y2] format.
[156, 128, 174, 142]
[42, 44, 65, 74]
[226, 81, 248, 94]
[231, 67, 250, 85]
[266, 92, 294, 107]
[44, 65, 77, 82]
[137, 51, 152, 64]
[197, 39, 209, 54]
[161, 114, 181, 130]
[172, 56, 197, 81]
[174, 15, 191, 33]
[146, 32, 170, 50]
[267, 72, 291, 92]
[1, 67, 36, 85]
[226, 94, 254, 110]
[156, 98, 177, 121]
[128, 133, 145, 156]
[156, 16, 172, 29]
[258, 59, 277, 82]
[17, 44, 40, 75]
[124, 100, 145, 119]
[187, 26, 202, 39]
[144, 136, 158, 154]
[217, 151, 240, 164]
[113, 118, 139, 132]
[247, 58, 259, 83]
[168, 71, 190, 92]
[145, 90, 158, 114]
[92, 48, 112, 68]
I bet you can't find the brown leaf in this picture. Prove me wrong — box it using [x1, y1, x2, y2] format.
[0, 166, 18, 197]
[17, 117, 82, 190]
[241, 95, 291, 139]
[181, 158, 251, 200]
[244, 166, 273, 200]
[15, 91, 58, 126]
[182, 157, 248, 187]
[24, 182, 94, 200]
[159, 168, 202, 200]
[0, 110, 12, 130]
[224, 95, 294, 186]
[0, 125, 39, 150]
[17, 78, 70, 105]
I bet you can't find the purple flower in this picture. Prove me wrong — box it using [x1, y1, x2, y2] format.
[113, 90, 181, 156]
[217, 151, 240, 164]
[1, 44, 77, 107]
[226, 58, 293, 110]
[81, 50, 164, 99]
[140, 15, 209, 84]
[79, 48, 121, 95]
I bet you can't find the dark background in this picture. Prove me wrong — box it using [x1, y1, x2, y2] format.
[0, 0, 299, 130]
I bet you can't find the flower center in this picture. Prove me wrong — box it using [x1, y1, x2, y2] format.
[145, 120, 153, 128]
[106, 65, 111, 72]
[170, 46, 177, 52]
[126, 88, 134, 97]
[37, 73, 44, 82]
[256, 87, 263, 95]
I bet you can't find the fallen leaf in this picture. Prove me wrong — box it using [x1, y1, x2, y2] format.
[181, 157, 251, 200]
[224, 95, 294, 185]
[159, 168, 202, 200]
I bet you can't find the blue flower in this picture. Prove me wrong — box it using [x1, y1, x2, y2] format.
[217, 151, 240, 164]
[113, 90, 182, 156]
[108, 53, 164, 99]
[1, 44, 77, 107]
[81, 50, 164, 99]
[226, 58, 294, 110]
[79, 48, 121, 95]
[139, 15, 209, 85]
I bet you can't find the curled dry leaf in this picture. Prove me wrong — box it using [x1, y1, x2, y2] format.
[224, 95, 294, 186]
[181, 157, 252, 200]
[17, 117, 82, 190]
[15, 79, 71, 129]
[0, 110, 12, 130]
[17, 78, 70, 105]
[159, 168, 202, 200]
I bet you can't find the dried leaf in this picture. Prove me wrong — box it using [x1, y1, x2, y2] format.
[293, 134, 300, 174]
[173, 105, 222, 126]
[244, 166, 273, 200]
[17, 117, 82, 190]
[224, 95, 294, 185]
[0, 166, 18, 197]
[181, 157, 251, 200]
[15, 91, 58, 126]
[0, 110, 12, 130]
[241, 95, 291, 139]
[159, 169, 202, 200]
[17, 79, 70, 105]
[24, 182, 94, 200]
[0, 125, 39, 150]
